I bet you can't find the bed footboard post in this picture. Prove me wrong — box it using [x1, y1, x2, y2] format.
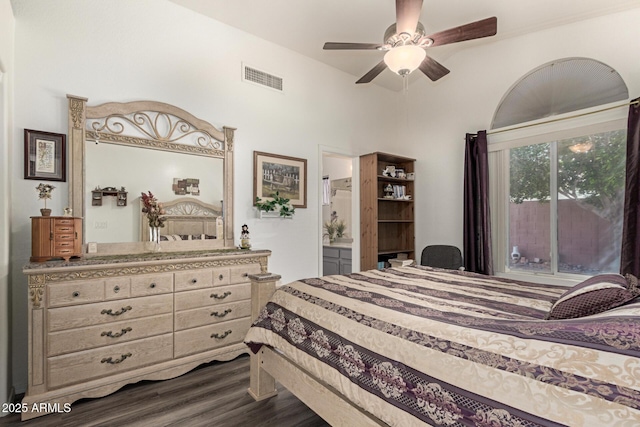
[247, 273, 280, 401]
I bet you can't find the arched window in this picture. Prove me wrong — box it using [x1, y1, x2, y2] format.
[492, 57, 628, 129]
[488, 58, 629, 281]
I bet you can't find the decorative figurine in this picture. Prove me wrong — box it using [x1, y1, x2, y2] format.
[384, 183, 394, 199]
[382, 165, 396, 178]
[239, 224, 251, 249]
[63, 207, 73, 217]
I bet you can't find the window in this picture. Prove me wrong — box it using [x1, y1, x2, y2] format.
[506, 129, 626, 276]
[489, 115, 627, 277]
[489, 58, 629, 279]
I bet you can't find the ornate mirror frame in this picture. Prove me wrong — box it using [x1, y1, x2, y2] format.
[67, 95, 235, 252]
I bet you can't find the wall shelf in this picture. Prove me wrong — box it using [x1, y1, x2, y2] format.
[92, 189, 127, 207]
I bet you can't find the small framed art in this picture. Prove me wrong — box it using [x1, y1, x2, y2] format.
[254, 151, 307, 208]
[24, 129, 66, 181]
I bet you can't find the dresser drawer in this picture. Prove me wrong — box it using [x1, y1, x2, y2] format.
[130, 273, 173, 297]
[105, 277, 131, 300]
[174, 269, 213, 291]
[48, 313, 173, 356]
[175, 300, 251, 331]
[174, 283, 250, 311]
[47, 334, 173, 389]
[229, 263, 261, 284]
[54, 218, 75, 227]
[54, 231, 75, 242]
[48, 279, 105, 308]
[174, 317, 251, 358]
[48, 294, 173, 332]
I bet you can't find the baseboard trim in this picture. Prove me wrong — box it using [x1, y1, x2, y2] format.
[0, 387, 15, 417]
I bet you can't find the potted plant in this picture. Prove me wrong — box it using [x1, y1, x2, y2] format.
[36, 183, 55, 216]
[323, 220, 337, 243]
[255, 191, 295, 218]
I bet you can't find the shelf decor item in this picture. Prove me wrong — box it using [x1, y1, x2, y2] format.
[255, 191, 295, 218]
[24, 129, 66, 182]
[240, 224, 251, 249]
[140, 191, 166, 242]
[35, 183, 55, 216]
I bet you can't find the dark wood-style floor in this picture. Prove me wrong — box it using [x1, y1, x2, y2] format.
[0, 355, 329, 427]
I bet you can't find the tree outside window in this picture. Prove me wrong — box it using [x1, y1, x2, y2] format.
[508, 129, 626, 275]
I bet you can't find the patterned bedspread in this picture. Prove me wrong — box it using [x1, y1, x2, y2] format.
[244, 266, 640, 426]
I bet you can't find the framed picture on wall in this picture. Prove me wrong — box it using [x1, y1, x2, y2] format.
[24, 129, 66, 181]
[254, 151, 307, 208]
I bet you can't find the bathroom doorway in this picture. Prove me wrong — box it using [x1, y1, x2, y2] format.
[320, 149, 359, 275]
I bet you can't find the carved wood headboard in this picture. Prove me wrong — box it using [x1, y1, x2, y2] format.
[140, 197, 223, 241]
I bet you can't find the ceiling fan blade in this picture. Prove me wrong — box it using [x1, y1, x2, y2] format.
[323, 42, 382, 50]
[396, 0, 423, 35]
[356, 61, 387, 84]
[427, 17, 497, 47]
[418, 55, 450, 81]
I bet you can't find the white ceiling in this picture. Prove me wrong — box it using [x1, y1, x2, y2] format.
[169, 0, 640, 91]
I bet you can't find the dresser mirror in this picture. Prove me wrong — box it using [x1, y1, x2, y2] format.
[67, 96, 235, 253]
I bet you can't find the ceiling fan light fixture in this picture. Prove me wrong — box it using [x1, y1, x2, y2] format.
[384, 45, 426, 76]
[569, 141, 593, 153]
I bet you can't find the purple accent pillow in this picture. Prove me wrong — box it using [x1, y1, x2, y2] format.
[546, 274, 640, 320]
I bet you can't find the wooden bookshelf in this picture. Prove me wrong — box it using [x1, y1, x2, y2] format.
[360, 152, 415, 271]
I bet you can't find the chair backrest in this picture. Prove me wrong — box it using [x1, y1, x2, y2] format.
[420, 245, 463, 270]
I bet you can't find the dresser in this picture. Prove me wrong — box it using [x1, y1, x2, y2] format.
[30, 216, 83, 262]
[22, 249, 270, 420]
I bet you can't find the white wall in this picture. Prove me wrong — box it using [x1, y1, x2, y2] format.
[8, 0, 399, 393]
[0, 0, 15, 410]
[405, 8, 640, 257]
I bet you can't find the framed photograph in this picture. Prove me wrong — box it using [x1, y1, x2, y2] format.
[254, 151, 307, 208]
[24, 129, 66, 181]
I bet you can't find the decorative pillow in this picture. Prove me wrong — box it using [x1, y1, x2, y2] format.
[546, 274, 640, 320]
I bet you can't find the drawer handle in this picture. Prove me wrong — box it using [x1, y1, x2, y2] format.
[72, 291, 80, 298]
[211, 309, 232, 318]
[101, 327, 132, 338]
[218, 274, 224, 281]
[191, 278, 197, 284]
[243, 273, 249, 277]
[211, 330, 232, 339]
[101, 306, 132, 316]
[149, 283, 156, 289]
[210, 291, 231, 300]
[101, 352, 132, 364]
[113, 285, 120, 293]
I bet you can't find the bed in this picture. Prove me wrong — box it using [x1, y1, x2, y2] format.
[140, 196, 223, 242]
[245, 266, 640, 426]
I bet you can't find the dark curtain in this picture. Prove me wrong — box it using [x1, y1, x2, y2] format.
[621, 97, 640, 277]
[463, 131, 493, 275]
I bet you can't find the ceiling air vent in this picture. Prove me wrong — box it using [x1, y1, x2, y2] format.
[242, 64, 283, 92]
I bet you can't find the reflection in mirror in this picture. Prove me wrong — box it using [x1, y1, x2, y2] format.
[68, 96, 236, 252]
[85, 142, 224, 243]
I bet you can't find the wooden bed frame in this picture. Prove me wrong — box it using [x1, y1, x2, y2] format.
[247, 274, 385, 427]
[140, 197, 223, 241]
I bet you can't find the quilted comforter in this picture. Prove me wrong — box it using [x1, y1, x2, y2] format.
[244, 266, 640, 426]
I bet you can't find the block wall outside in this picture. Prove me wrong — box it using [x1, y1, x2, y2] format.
[509, 199, 614, 269]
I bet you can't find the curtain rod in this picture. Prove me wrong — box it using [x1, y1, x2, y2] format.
[487, 98, 639, 136]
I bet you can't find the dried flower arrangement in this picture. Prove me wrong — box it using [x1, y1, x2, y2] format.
[140, 191, 167, 228]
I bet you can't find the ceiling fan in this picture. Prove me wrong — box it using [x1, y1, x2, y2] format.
[323, 0, 497, 84]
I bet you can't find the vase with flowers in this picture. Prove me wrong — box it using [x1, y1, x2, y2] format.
[36, 183, 55, 216]
[141, 191, 166, 243]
